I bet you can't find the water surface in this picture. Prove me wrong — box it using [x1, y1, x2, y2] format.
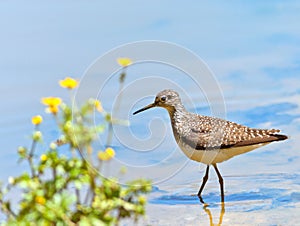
[1, 1, 300, 225]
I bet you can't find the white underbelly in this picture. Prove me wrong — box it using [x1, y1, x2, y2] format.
[178, 141, 268, 165]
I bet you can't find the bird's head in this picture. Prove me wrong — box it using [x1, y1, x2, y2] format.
[133, 89, 183, 115]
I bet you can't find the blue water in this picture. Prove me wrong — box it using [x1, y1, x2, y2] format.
[1, 1, 300, 225]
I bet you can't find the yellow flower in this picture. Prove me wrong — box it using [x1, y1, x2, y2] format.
[31, 115, 43, 125]
[41, 97, 61, 114]
[117, 57, 132, 67]
[59, 77, 78, 89]
[98, 147, 115, 161]
[41, 97, 62, 107]
[98, 151, 109, 161]
[35, 196, 46, 205]
[45, 105, 59, 114]
[138, 196, 147, 205]
[40, 154, 47, 162]
[105, 147, 115, 158]
[94, 100, 103, 112]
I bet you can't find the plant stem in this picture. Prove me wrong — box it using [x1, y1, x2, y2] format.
[105, 70, 126, 147]
[75, 188, 80, 205]
[83, 168, 96, 205]
[28, 140, 37, 178]
[106, 122, 113, 147]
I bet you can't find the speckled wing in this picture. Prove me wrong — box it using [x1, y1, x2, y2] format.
[181, 115, 288, 150]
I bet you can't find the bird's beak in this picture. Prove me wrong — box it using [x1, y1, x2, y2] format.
[133, 102, 156, 115]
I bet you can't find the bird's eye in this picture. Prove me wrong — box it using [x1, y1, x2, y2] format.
[160, 96, 167, 102]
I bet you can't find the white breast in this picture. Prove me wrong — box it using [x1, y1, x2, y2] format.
[178, 141, 268, 165]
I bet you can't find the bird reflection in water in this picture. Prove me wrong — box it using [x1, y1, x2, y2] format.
[202, 203, 225, 226]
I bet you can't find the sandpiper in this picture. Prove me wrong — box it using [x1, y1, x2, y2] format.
[133, 89, 288, 203]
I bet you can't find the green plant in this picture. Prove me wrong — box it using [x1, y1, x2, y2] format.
[0, 70, 151, 225]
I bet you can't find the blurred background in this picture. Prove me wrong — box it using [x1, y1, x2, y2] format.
[1, 1, 300, 225]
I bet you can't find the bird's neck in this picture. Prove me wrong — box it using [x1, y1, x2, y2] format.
[167, 104, 188, 141]
[167, 104, 187, 120]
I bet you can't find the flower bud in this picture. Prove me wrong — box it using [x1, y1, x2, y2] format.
[33, 131, 42, 141]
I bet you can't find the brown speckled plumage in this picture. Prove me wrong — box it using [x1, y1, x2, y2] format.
[133, 89, 288, 203]
[172, 110, 286, 150]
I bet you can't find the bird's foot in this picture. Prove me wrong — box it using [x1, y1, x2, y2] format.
[197, 194, 209, 206]
[190, 193, 209, 206]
